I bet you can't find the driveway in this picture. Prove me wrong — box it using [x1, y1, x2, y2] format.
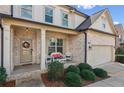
[87, 62, 124, 87]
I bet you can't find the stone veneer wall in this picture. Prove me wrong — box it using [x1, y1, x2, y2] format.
[68, 33, 85, 63]
[46, 31, 69, 56]
[46, 32, 85, 63]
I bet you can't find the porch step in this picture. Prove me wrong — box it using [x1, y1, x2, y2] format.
[7, 70, 43, 86]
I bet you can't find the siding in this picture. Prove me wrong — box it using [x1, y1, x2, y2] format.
[0, 5, 11, 15]
[90, 12, 114, 34]
[12, 5, 86, 29]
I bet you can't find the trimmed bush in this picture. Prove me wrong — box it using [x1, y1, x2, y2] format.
[0, 67, 7, 86]
[66, 65, 80, 74]
[116, 55, 124, 63]
[80, 69, 96, 81]
[93, 68, 108, 78]
[64, 72, 82, 87]
[115, 47, 124, 55]
[78, 63, 92, 71]
[48, 61, 64, 81]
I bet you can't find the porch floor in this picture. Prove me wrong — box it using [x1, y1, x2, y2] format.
[12, 64, 40, 75]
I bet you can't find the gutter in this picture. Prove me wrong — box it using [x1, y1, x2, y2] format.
[0, 23, 3, 67]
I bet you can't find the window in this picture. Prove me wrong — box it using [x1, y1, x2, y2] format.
[62, 12, 68, 27]
[45, 7, 53, 23]
[102, 23, 106, 28]
[48, 38, 63, 55]
[21, 5, 32, 19]
[101, 16, 106, 29]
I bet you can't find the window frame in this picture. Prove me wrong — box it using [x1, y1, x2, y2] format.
[48, 38, 64, 55]
[20, 5, 32, 19]
[61, 12, 68, 27]
[101, 16, 106, 29]
[44, 6, 54, 24]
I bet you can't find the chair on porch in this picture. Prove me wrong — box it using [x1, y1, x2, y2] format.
[45, 52, 72, 65]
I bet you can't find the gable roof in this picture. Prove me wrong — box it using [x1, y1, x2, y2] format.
[65, 5, 89, 18]
[76, 9, 106, 31]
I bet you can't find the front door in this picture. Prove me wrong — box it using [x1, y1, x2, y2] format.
[20, 39, 33, 64]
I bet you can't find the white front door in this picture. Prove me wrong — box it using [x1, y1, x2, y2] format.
[20, 39, 33, 64]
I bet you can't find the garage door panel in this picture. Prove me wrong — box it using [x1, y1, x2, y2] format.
[88, 45, 112, 66]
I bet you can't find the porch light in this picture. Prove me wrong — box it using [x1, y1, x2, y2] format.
[88, 42, 92, 49]
[25, 27, 30, 32]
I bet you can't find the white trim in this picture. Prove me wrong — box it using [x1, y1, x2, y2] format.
[41, 28, 46, 72]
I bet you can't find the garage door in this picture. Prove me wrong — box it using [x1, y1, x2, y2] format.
[88, 45, 112, 66]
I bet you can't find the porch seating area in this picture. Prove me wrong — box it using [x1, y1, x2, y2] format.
[45, 52, 73, 65]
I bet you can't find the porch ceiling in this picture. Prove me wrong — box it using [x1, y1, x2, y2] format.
[3, 18, 79, 35]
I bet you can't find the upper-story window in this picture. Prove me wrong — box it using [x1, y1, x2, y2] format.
[101, 16, 106, 29]
[62, 12, 68, 27]
[45, 7, 53, 23]
[102, 23, 106, 29]
[21, 5, 32, 19]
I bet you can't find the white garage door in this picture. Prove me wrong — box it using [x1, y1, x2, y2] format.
[89, 45, 112, 66]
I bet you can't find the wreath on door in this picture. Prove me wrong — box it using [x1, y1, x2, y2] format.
[22, 41, 30, 48]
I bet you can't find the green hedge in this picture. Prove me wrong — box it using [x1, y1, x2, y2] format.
[48, 61, 64, 81]
[66, 65, 80, 74]
[93, 68, 108, 78]
[64, 72, 82, 87]
[0, 67, 7, 86]
[115, 47, 124, 55]
[80, 69, 96, 81]
[78, 63, 92, 71]
[116, 55, 124, 63]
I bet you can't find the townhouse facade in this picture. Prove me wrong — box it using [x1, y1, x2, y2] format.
[0, 5, 116, 77]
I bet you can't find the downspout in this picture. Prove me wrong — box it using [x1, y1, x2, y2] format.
[11, 5, 13, 17]
[84, 31, 87, 63]
[0, 23, 3, 67]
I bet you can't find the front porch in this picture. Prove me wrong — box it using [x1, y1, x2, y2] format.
[12, 61, 78, 75]
[1, 18, 84, 78]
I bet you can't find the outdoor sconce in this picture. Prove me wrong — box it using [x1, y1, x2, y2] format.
[88, 42, 92, 49]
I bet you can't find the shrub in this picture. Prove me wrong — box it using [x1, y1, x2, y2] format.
[64, 72, 82, 87]
[80, 69, 96, 81]
[78, 63, 92, 71]
[115, 47, 124, 55]
[48, 61, 64, 81]
[0, 67, 7, 85]
[66, 65, 80, 74]
[93, 68, 108, 78]
[116, 55, 124, 63]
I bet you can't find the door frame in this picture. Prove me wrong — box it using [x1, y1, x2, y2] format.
[20, 38, 34, 65]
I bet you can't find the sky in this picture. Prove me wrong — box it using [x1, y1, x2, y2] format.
[72, 5, 124, 26]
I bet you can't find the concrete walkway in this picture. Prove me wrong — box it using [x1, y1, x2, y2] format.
[87, 62, 124, 87]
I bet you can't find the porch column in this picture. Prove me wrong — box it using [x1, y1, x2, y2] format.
[41, 28, 46, 73]
[3, 25, 11, 75]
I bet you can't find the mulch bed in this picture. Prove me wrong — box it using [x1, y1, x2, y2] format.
[41, 73, 65, 87]
[1, 80, 16, 87]
[41, 73, 110, 87]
